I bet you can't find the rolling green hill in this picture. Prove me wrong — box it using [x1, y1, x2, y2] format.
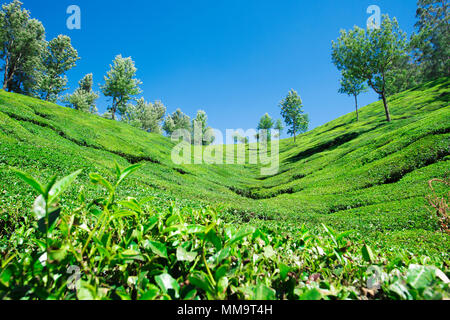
[0, 78, 449, 300]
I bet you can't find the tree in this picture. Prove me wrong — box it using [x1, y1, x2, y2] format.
[279, 90, 309, 142]
[122, 98, 166, 133]
[163, 109, 191, 136]
[338, 72, 368, 121]
[274, 119, 284, 137]
[411, 0, 449, 81]
[257, 113, 274, 131]
[384, 53, 421, 97]
[101, 55, 142, 120]
[37, 35, 79, 102]
[0, 0, 45, 93]
[63, 73, 98, 113]
[120, 103, 142, 129]
[257, 113, 274, 142]
[332, 15, 408, 122]
[191, 110, 214, 145]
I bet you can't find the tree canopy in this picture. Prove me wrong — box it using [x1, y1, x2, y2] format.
[192, 110, 215, 146]
[37, 35, 79, 102]
[63, 73, 98, 114]
[279, 90, 309, 142]
[338, 72, 368, 121]
[163, 109, 191, 136]
[412, 0, 449, 81]
[101, 55, 142, 120]
[0, 0, 45, 93]
[122, 98, 166, 134]
[332, 15, 408, 122]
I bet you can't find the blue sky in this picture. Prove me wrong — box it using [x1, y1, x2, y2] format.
[10, 0, 418, 138]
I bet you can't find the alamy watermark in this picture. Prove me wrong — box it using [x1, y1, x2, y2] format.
[67, 5, 81, 30]
[367, 5, 381, 30]
[67, 265, 81, 290]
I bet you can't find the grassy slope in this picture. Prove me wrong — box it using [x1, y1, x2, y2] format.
[0, 78, 449, 258]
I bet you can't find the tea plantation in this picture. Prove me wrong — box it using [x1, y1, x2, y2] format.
[0, 78, 448, 300]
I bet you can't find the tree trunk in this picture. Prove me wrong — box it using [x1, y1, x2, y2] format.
[111, 99, 116, 120]
[2, 60, 9, 91]
[354, 94, 359, 121]
[381, 92, 391, 122]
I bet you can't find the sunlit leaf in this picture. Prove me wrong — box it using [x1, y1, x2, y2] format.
[362, 244, 375, 263]
[117, 163, 143, 186]
[145, 240, 168, 259]
[13, 169, 45, 196]
[155, 273, 180, 298]
[406, 264, 435, 290]
[48, 170, 82, 205]
[176, 246, 197, 262]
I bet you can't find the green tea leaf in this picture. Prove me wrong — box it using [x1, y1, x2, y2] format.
[155, 273, 180, 298]
[176, 246, 197, 262]
[217, 277, 228, 294]
[48, 170, 82, 205]
[89, 173, 114, 193]
[186, 224, 206, 234]
[139, 285, 160, 300]
[227, 226, 255, 245]
[206, 229, 222, 250]
[113, 160, 122, 180]
[144, 216, 159, 233]
[120, 249, 144, 261]
[33, 195, 47, 220]
[77, 281, 96, 300]
[146, 240, 168, 259]
[13, 169, 45, 196]
[117, 163, 143, 186]
[254, 284, 276, 300]
[406, 264, 435, 290]
[279, 263, 290, 281]
[362, 244, 375, 263]
[189, 271, 214, 294]
[388, 282, 412, 300]
[299, 288, 322, 300]
[37, 208, 61, 233]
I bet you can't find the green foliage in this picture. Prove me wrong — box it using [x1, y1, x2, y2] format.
[0, 79, 449, 300]
[63, 74, 99, 114]
[257, 113, 274, 131]
[192, 110, 215, 146]
[163, 108, 191, 136]
[274, 119, 284, 137]
[332, 15, 408, 122]
[35, 35, 79, 102]
[101, 55, 142, 120]
[122, 98, 166, 134]
[257, 113, 274, 142]
[2, 166, 448, 300]
[279, 90, 309, 142]
[411, 0, 449, 81]
[0, 0, 45, 93]
[338, 72, 368, 121]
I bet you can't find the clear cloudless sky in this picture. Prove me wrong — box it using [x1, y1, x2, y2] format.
[7, 0, 419, 139]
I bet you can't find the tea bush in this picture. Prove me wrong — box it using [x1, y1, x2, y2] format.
[1, 165, 448, 300]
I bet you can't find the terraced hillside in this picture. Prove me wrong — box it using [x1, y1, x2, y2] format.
[1, 78, 449, 256]
[0, 78, 449, 300]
